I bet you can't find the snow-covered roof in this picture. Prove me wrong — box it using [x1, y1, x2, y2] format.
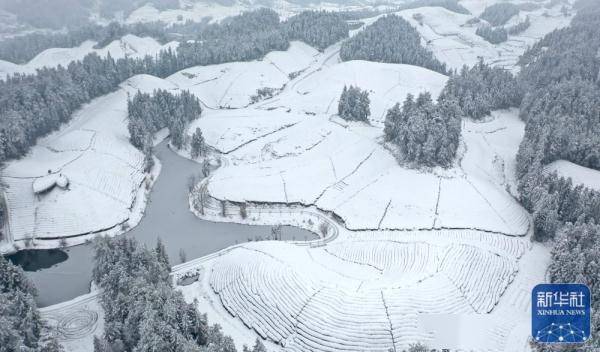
[32, 173, 69, 194]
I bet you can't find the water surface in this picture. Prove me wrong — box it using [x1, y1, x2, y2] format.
[8, 141, 314, 307]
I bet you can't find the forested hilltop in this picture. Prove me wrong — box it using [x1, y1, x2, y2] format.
[514, 0, 600, 346]
[394, 0, 470, 14]
[92, 236, 268, 352]
[0, 9, 348, 65]
[340, 14, 447, 74]
[1, 0, 600, 349]
[0, 9, 347, 164]
[0, 21, 183, 64]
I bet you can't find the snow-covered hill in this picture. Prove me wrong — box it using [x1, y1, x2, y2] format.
[395, 5, 572, 71]
[9, 3, 571, 350]
[160, 43, 536, 351]
[258, 59, 448, 124]
[0, 34, 178, 78]
[166, 41, 319, 109]
[0, 74, 176, 252]
[197, 107, 529, 234]
[125, 0, 401, 25]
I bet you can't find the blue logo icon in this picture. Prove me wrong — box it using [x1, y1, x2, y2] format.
[532, 283, 591, 343]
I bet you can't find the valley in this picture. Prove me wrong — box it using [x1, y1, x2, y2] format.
[1, 1, 599, 351]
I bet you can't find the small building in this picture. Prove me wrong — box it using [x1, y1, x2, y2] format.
[33, 173, 69, 195]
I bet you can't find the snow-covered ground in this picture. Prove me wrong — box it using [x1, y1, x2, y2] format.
[40, 292, 104, 352]
[126, 2, 251, 24]
[0, 75, 173, 253]
[191, 71, 528, 235]
[544, 160, 600, 192]
[134, 36, 541, 352]
[26, 3, 571, 350]
[462, 109, 525, 196]
[125, 0, 400, 25]
[0, 41, 319, 254]
[176, 228, 545, 351]
[167, 35, 542, 350]
[166, 41, 319, 109]
[395, 5, 573, 71]
[0, 34, 178, 78]
[258, 59, 448, 124]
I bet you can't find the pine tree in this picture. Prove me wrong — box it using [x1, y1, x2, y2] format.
[155, 238, 170, 269]
[143, 142, 155, 173]
[92, 236, 231, 351]
[190, 128, 206, 159]
[0, 256, 54, 351]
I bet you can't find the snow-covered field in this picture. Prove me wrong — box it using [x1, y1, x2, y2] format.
[462, 109, 525, 196]
[0, 34, 178, 78]
[166, 41, 319, 109]
[394, 5, 573, 71]
[166, 37, 539, 350]
[126, 2, 251, 24]
[0, 75, 173, 253]
[40, 292, 104, 352]
[195, 103, 529, 235]
[26, 3, 572, 350]
[180, 228, 539, 351]
[0, 41, 320, 253]
[125, 0, 399, 25]
[258, 59, 448, 124]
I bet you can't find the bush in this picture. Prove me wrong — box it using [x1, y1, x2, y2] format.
[250, 87, 279, 104]
[319, 222, 329, 237]
[408, 342, 430, 352]
[240, 203, 248, 219]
